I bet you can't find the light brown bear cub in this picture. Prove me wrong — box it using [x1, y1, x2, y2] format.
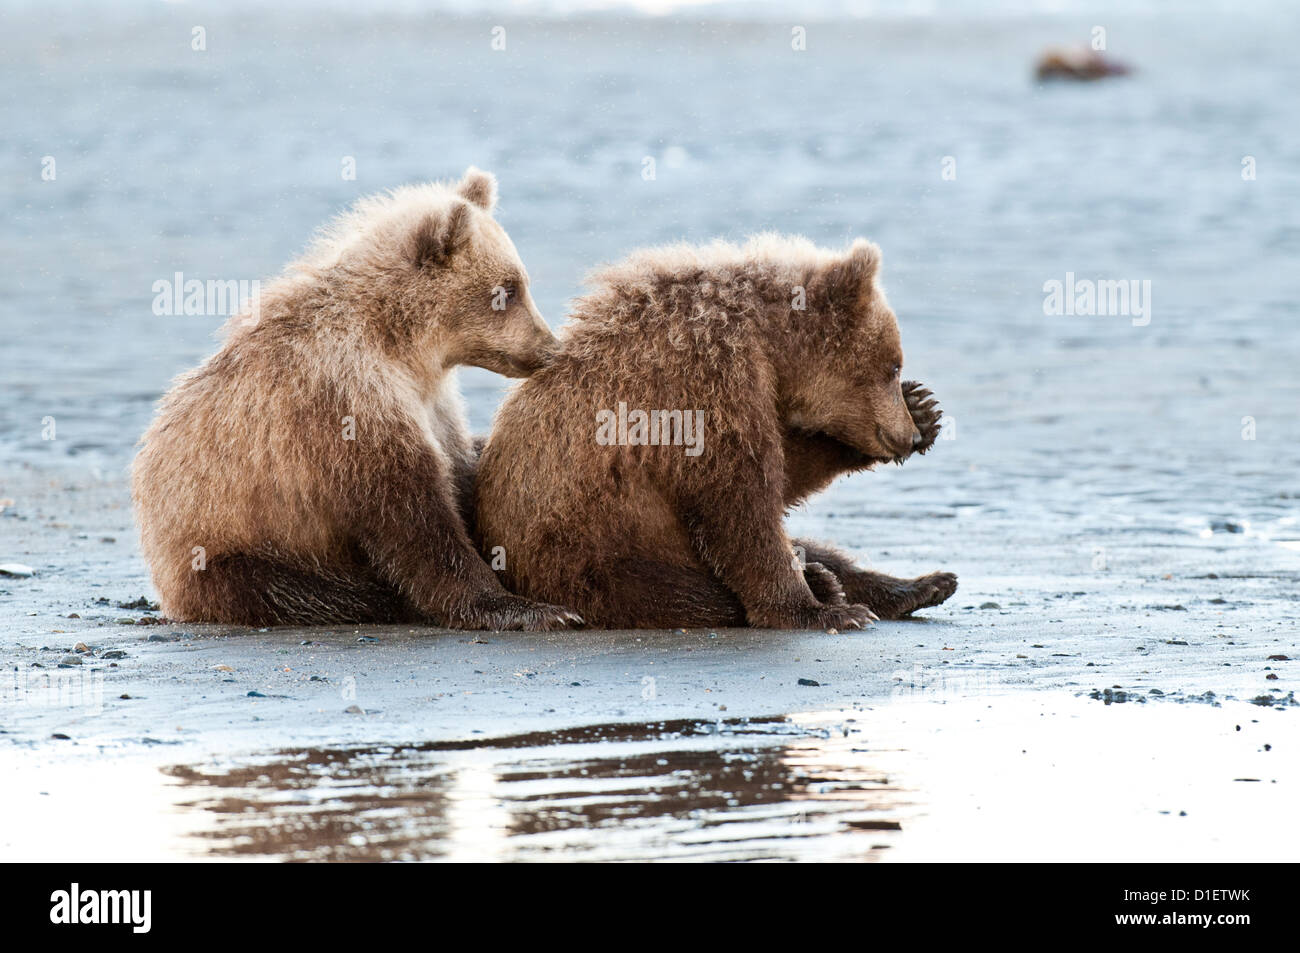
[474, 234, 957, 629]
[134, 168, 579, 630]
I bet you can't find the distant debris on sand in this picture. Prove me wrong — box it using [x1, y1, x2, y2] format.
[1035, 46, 1132, 82]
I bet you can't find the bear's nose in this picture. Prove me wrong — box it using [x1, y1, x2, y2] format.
[911, 430, 924, 447]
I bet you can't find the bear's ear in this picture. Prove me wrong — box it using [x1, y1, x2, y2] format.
[820, 239, 881, 307]
[409, 202, 473, 269]
[456, 166, 498, 212]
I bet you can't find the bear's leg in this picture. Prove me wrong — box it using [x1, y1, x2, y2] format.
[574, 559, 748, 628]
[782, 429, 883, 506]
[354, 437, 581, 631]
[451, 434, 488, 539]
[575, 558, 851, 628]
[793, 539, 958, 619]
[675, 442, 876, 630]
[193, 553, 414, 626]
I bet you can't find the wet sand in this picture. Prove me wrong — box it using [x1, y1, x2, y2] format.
[2, 460, 1296, 861]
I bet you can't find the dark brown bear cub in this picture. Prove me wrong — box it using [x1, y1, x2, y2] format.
[474, 234, 957, 629]
[134, 169, 579, 630]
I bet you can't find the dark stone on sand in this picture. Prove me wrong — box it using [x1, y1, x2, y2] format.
[798, 678, 821, 687]
[1090, 687, 1143, 705]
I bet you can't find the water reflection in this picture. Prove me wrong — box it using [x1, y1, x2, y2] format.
[164, 715, 910, 862]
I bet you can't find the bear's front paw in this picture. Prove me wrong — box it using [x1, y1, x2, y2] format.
[451, 592, 584, 631]
[902, 380, 943, 455]
[748, 602, 877, 631]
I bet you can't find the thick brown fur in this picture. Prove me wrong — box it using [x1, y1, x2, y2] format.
[133, 168, 580, 629]
[474, 235, 957, 629]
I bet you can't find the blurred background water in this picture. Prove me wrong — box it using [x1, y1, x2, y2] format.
[2, 0, 1298, 566]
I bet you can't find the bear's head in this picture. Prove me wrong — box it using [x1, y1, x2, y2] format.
[784, 239, 921, 461]
[323, 168, 559, 379]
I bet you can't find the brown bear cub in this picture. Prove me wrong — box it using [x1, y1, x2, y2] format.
[133, 169, 580, 630]
[474, 234, 957, 629]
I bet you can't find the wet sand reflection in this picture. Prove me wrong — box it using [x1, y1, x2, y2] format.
[164, 715, 909, 861]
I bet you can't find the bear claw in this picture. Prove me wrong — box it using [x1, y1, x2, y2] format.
[902, 380, 944, 455]
[750, 602, 876, 631]
[451, 593, 584, 631]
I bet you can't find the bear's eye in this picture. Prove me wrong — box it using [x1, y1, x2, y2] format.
[492, 284, 517, 312]
[891, 363, 901, 378]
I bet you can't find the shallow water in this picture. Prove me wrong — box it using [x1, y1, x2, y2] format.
[4, 4, 1299, 519]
